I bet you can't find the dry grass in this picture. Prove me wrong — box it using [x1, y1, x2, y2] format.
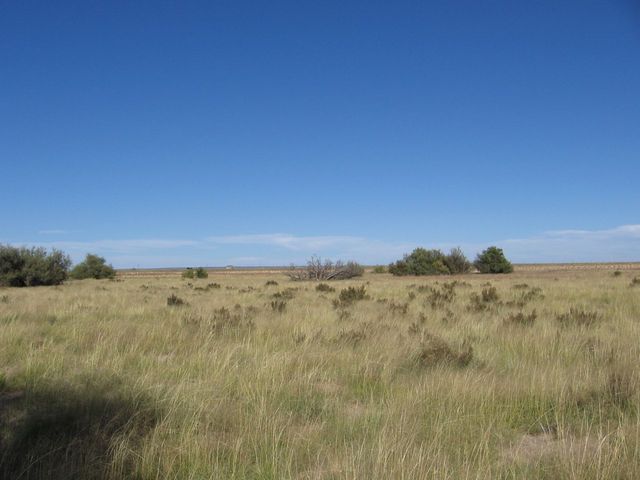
[1, 267, 639, 479]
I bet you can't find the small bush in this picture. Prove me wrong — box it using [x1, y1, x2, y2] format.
[271, 299, 287, 313]
[612, 270, 623, 277]
[468, 286, 500, 312]
[0, 295, 8, 304]
[556, 308, 601, 327]
[504, 310, 537, 326]
[414, 334, 473, 368]
[315, 283, 335, 293]
[474, 246, 513, 274]
[265, 280, 279, 286]
[70, 254, 116, 280]
[182, 267, 208, 279]
[425, 284, 456, 309]
[167, 294, 186, 306]
[272, 288, 297, 300]
[337, 285, 368, 305]
[206, 282, 221, 290]
[372, 265, 386, 274]
[630, 277, 640, 287]
[0, 244, 71, 287]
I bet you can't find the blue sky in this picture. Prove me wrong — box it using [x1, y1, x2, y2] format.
[2, 1, 639, 267]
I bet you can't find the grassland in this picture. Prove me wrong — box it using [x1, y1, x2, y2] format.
[1, 267, 640, 479]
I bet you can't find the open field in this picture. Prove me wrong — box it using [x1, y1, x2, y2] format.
[1, 268, 640, 479]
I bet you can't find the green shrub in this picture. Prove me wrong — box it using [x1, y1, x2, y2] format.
[389, 247, 472, 276]
[388, 248, 450, 276]
[70, 254, 116, 280]
[443, 247, 472, 274]
[0, 244, 71, 287]
[372, 265, 386, 274]
[182, 267, 208, 279]
[473, 246, 513, 274]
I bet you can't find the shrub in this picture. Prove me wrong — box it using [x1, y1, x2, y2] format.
[315, 283, 335, 293]
[333, 285, 368, 308]
[443, 247, 472, 274]
[468, 286, 500, 312]
[182, 267, 208, 279]
[474, 246, 513, 274]
[287, 256, 364, 281]
[0, 244, 71, 287]
[338, 285, 368, 303]
[372, 265, 386, 274]
[414, 334, 473, 368]
[70, 254, 116, 280]
[504, 310, 537, 326]
[630, 277, 640, 287]
[389, 248, 450, 276]
[167, 294, 186, 306]
[389, 247, 472, 276]
[265, 280, 279, 286]
[556, 308, 601, 327]
[270, 299, 287, 312]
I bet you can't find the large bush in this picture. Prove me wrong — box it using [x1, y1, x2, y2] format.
[443, 247, 472, 274]
[70, 254, 116, 280]
[389, 247, 471, 276]
[474, 246, 513, 274]
[0, 244, 71, 287]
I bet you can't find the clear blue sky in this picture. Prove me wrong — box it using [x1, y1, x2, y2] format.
[2, 1, 639, 267]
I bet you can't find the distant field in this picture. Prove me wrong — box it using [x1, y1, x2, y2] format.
[117, 262, 640, 277]
[1, 268, 639, 478]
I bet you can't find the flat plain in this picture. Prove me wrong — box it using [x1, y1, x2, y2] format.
[1, 266, 640, 479]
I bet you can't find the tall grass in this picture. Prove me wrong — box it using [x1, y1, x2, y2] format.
[0, 269, 639, 478]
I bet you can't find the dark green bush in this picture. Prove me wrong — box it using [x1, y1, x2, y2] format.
[70, 254, 116, 280]
[0, 244, 71, 287]
[388, 248, 450, 276]
[473, 246, 513, 274]
[443, 247, 472, 274]
[389, 247, 472, 276]
[372, 265, 386, 274]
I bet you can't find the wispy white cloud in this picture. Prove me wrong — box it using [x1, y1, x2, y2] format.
[207, 233, 366, 251]
[501, 224, 640, 263]
[38, 229, 69, 235]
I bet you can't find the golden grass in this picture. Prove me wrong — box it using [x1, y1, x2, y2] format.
[1, 268, 639, 479]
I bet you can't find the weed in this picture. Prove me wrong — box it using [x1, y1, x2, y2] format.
[414, 334, 473, 368]
[315, 283, 335, 293]
[556, 308, 601, 327]
[167, 294, 186, 306]
[468, 286, 500, 312]
[271, 299, 287, 313]
[333, 285, 368, 308]
[504, 310, 537, 326]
